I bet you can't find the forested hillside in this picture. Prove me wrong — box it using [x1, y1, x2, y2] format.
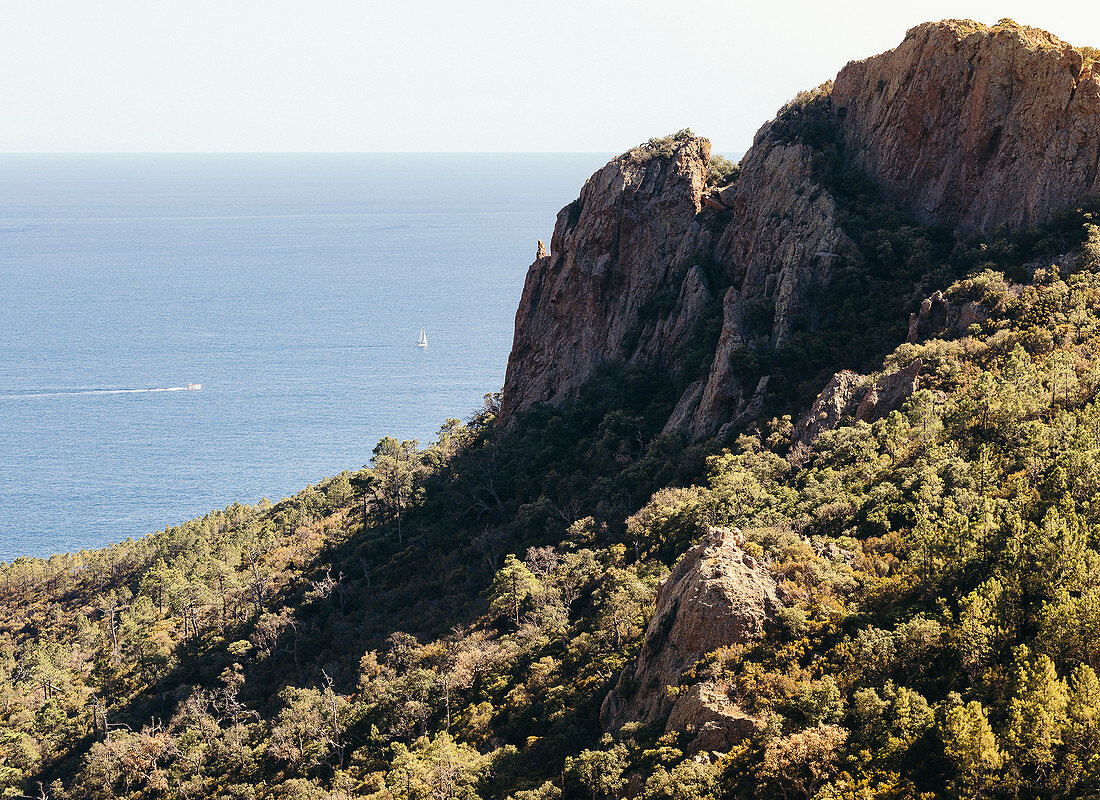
[5, 17, 1100, 800]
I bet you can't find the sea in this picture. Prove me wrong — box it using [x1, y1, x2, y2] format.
[0, 153, 610, 562]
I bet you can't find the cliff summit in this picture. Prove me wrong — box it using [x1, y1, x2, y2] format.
[833, 19, 1100, 234]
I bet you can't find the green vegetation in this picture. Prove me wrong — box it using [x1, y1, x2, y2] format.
[704, 155, 739, 188]
[0, 364, 707, 800]
[628, 129, 697, 162]
[624, 128, 738, 187]
[623, 234, 1100, 799]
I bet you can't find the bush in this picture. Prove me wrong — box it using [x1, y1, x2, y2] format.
[777, 81, 833, 117]
[947, 268, 1011, 309]
[1081, 224, 1100, 272]
[705, 154, 740, 187]
[629, 129, 697, 162]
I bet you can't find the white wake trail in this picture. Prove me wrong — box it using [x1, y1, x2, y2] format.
[0, 387, 196, 400]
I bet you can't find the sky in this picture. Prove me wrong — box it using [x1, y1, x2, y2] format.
[1, 0, 1098, 154]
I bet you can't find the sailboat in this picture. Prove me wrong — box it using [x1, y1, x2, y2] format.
[415, 328, 428, 348]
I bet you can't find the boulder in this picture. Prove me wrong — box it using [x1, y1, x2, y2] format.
[907, 290, 988, 342]
[601, 527, 779, 743]
[665, 681, 766, 752]
[854, 359, 923, 422]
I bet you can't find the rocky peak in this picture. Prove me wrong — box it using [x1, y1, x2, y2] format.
[832, 19, 1100, 234]
[499, 133, 711, 420]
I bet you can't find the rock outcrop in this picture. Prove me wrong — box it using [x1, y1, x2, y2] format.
[601, 527, 779, 744]
[790, 359, 923, 453]
[789, 370, 871, 450]
[664, 681, 764, 752]
[907, 290, 988, 343]
[499, 136, 710, 419]
[502, 127, 856, 428]
[501, 19, 1100, 439]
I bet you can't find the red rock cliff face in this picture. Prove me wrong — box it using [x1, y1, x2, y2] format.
[501, 125, 853, 427]
[832, 20, 1100, 234]
[501, 19, 1100, 432]
[499, 137, 710, 419]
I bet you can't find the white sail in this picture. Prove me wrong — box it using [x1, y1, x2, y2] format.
[415, 328, 428, 347]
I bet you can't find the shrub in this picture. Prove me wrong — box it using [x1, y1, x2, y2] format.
[1081, 223, 1100, 271]
[628, 129, 697, 162]
[705, 154, 740, 187]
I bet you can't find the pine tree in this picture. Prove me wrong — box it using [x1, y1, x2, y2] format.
[941, 698, 1002, 800]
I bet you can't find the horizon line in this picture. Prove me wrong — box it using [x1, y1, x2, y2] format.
[0, 150, 624, 156]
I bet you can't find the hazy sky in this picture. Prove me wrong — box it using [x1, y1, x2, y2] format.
[2, 1, 1098, 154]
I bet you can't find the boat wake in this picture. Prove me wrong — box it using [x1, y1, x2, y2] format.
[0, 386, 201, 400]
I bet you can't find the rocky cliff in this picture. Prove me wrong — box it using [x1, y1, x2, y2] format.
[499, 136, 711, 419]
[832, 19, 1100, 234]
[501, 19, 1100, 440]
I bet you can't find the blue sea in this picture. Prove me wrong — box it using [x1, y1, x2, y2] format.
[0, 153, 609, 562]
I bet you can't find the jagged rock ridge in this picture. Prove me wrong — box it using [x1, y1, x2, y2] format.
[500, 19, 1100, 440]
